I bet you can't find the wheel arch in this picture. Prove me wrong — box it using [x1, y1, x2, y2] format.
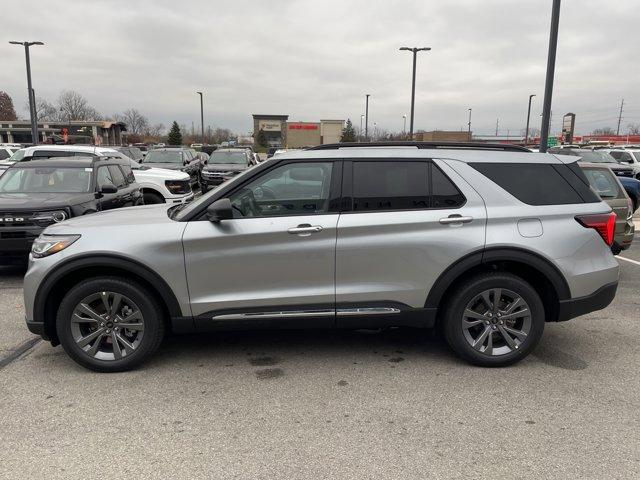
[425, 247, 571, 323]
[35, 254, 183, 345]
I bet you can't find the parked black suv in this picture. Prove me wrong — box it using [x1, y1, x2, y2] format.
[199, 148, 254, 192]
[0, 156, 142, 263]
[141, 148, 203, 188]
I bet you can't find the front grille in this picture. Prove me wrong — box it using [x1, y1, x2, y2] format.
[0, 213, 37, 227]
[615, 170, 633, 177]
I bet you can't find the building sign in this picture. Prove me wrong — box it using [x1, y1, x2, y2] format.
[562, 113, 576, 144]
[258, 120, 282, 132]
[288, 123, 319, 130]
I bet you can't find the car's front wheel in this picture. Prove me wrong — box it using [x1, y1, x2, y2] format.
[56, 277, 165, 372]
[442, 272, 545, 367]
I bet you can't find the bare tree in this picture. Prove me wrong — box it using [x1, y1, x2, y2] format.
[29, 97, 59, 121]
[592, 127, 615, 135]
[146, 123, 165, 138]
[114, 108, 149, 136]
[627, 123, 640, 135]
[58, 90, 101, 121]
[0, 91, 18, 120]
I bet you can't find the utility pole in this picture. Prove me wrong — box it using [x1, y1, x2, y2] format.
[540, 0, 561, 153]
[467, 108, 472, 140]
[616, 98, 625, 136]
[495, 118, 499, 136]
[9, 41, 44, 144]
[525, 94, 536, 144]
[196, 91, 204, 144]
[365, 94, 370, 141]
[399, 47, 431, 139]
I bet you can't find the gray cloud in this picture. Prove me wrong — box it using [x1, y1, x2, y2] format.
[1, 0, 638, 136]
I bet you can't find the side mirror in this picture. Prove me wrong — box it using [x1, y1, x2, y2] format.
[99, 183, 118, 194]
[206, 198, 233, 222]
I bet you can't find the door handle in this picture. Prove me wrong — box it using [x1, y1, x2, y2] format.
[439, 215, 473, 225]
[288, 224, 323, 235]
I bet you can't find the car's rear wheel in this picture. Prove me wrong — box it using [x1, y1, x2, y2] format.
[143, 191, 165, 204]
[56, 277, 165, 372]
[442, 272, 545, 367]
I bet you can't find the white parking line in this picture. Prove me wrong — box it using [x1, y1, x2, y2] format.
[618, 256, 640, 267]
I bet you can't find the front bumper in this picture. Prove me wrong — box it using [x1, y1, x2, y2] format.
[557, 281, 618, 322]
[0, 226, 44, 261]
[166, 192, 194, 204]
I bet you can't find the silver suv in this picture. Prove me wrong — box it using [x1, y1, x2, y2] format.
[23, 142, 620, 371]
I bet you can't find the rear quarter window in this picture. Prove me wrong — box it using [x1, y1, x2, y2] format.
[582, 168, 623, 199]
[470, 162, 600, 205]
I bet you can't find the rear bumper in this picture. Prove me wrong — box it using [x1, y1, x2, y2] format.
[557, 281, 618, 322]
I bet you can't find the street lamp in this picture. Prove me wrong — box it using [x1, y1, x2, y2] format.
[402, 115, 407, 136]
[9, 41, 44, 145]
[525, 94, 536, 145]
[399, 46, 431, 139]
[467, 108, 472, 140]
[365, 94, 370, 141]
[540, 0, 561, 153]
[196, 91, 204, 144]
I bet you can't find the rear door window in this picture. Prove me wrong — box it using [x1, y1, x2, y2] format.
[108, 165, 127, 188]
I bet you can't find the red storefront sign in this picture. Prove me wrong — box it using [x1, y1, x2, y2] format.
[288, 123, 319, 130]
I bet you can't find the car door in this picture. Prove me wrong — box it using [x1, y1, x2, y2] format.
[335, 158, 487, 327]
[182, 160, 341, 330]
[95, 165, 120, 210]
[108, 165, 135, 206]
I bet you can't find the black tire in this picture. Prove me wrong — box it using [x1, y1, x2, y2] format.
[56, 277, 165, 372]
[143, 191, 165, 205]
[442, 272, 545, 367]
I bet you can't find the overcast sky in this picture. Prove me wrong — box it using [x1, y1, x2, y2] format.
[1, 0, 638, 136]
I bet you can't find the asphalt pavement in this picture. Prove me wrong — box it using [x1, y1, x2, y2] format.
[1, 238, 639, 479]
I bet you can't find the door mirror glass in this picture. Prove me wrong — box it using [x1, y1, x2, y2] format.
[206, 198, 233, 222]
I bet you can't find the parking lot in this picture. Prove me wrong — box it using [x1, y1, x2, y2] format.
[0, 227, 638, 479]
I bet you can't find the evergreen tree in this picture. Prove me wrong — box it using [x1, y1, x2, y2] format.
[256, 128, 268, 148]
[167, 121, 183, 145]
[0, 91, 18, 120]
[340, 119, 356, 142]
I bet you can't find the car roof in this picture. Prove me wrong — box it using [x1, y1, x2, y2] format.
[11, 157, 98, 168]
[214, 148, 248, 153]
[274, 146, 571, 165]
[21, 144, 119, 155]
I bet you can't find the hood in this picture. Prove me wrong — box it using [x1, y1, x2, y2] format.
[0, 192, 90, 210]
[203, 163, 247, 173]
[48, 203, 173, 231]
[133, 166, 190, 181]
[141, 163, 185, 171]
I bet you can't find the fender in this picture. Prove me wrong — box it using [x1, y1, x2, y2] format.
[424, 247, 571, 309]
[35, 254, 183, 323]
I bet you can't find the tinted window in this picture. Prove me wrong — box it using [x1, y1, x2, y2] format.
[230, 162, 333, 218]
[353, 161, 429, 211]
[144, 151, 183, 164]
[471, 163, 589, 205]
[121, 164, 135, 184]
[0, 150, 9, 160]
[33, 150, 71, 158]
[431, 165, 465, 208]
[97, 166, 114, 187]
[108, 165, 126, 188]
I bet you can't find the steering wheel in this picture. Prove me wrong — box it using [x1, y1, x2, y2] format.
[253, 186, 276, 200]
[238, 189, 261, 217]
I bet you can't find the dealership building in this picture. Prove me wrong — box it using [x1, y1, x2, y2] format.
[0, 120, 127, 145]
[252, 114, 344, 148]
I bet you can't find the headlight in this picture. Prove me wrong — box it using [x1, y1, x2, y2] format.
[165, 180, 191, 195]
[32, 210, 68, 226]
[31, 234, 80, 258]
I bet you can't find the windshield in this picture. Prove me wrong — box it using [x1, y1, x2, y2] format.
[144, 150, 183, 164]
[0, 167, 92, 193]
[209, 151, 247, 164]
[573, 150, 618, 163]
[7, 149, 25, 163]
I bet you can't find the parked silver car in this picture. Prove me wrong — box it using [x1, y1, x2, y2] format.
[23, 142, 619, 371]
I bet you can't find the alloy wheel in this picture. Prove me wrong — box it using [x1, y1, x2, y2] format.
[70, 291, 145, 361]
[461, 288, 531, 356]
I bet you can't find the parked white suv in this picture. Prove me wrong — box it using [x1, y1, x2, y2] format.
[7, 145, 194, 204]
[606, 148, 640, 179]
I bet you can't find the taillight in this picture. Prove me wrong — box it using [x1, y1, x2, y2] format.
[575, 213, 616, 246]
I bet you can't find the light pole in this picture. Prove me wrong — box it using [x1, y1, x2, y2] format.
[525, 94, 536, 145]
[373, 122, 378, 141]
[196, 91, 204, 144]
[540, 0, 561, 153]
[365, 94, 370, 141]
[359, 114, 364, 141]
[467, 108, 472, 140]
[399, 46, 431, 139]
[9, 41, 44, 145]
[402, 115, 407, 136]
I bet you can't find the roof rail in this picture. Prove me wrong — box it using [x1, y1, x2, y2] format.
[306, 141, 532, 153]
